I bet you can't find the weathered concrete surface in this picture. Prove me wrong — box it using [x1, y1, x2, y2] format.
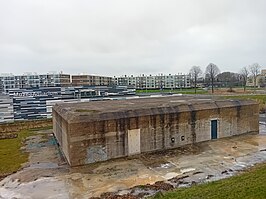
[0, 121, 266, 199]
[53, 96, 259, 166]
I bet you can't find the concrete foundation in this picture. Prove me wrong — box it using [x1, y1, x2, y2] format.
[52, 96, 259, 166]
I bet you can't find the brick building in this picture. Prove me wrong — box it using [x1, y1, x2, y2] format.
[71, 75, 113, 86]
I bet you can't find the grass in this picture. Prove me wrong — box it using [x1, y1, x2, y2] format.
[28, 125, 53, 131]
[153, 163, 266, 199]
[0, 130, 35, 176]
[136, 88, 208, 95]
[3, 118, 52, 126]
[222, 95, 266, 113]
[222, 94, 266, 103]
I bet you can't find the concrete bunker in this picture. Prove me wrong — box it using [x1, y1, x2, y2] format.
[52, 96, 259, 166]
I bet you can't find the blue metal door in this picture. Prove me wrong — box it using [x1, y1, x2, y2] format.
[211, 120, 218, 139]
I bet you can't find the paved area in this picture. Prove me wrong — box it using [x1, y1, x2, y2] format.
[0, 119, 266, 199]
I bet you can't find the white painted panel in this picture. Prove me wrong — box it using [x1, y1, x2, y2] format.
[128, 129, 141, 155]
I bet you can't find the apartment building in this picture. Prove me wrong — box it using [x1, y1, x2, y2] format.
[40, 73, 71, 87]
[0, 74, 15, 92]
[0, 72, 71, 93]
[246, 69, 266, 87]
[257, 69, 266, 87]
[71, 74, 113, 86]
[0, 85, 135, 122]
[0, 94, 14, 123]
[114, 74, 191, 89]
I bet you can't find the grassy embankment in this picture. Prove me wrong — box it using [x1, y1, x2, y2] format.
[153, 163, 266, 199]
[137, 88, 266, 112]
[222, 95, 266, 113]
[0, 130, 34, 177]
[136, 88, 208, 95]
[0, 125, 52, 178]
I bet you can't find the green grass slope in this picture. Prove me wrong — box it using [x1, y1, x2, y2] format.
[153, 163, 266, 199]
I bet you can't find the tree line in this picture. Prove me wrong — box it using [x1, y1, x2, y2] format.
[189, 63, 262, 93]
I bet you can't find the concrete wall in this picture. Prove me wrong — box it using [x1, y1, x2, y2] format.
[53, 101, 259, 166]
[53, 111, 70, 163]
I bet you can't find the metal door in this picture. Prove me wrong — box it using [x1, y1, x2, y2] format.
[211, 120, 218, 139]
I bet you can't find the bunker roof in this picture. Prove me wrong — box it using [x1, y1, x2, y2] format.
[53, 96, 257, 123]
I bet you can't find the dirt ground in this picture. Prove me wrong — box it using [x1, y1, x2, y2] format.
[0, 118, 266, 199]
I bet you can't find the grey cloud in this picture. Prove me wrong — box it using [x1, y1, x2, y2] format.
[0, 0, 266, 76]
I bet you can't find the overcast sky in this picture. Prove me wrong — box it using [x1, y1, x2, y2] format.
[0, 0, 265, 76]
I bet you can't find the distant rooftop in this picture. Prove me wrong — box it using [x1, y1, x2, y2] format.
[0, 71, 66, 76]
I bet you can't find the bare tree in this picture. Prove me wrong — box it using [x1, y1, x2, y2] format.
[249, 63, 260, 88]
[205, 63, 220, 93]
[189, 66, 202, 94]
[240, 66, 249, 92]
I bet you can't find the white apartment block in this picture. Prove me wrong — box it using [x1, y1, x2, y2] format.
[114, 74, 191, 89]
[246, 69, 266, 88]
